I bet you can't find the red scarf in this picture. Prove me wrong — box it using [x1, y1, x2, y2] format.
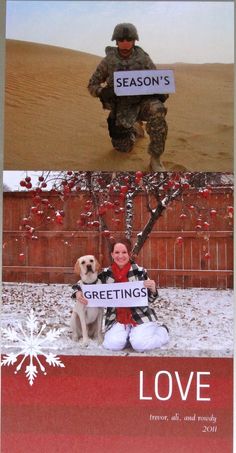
[111, 261, 137, 326]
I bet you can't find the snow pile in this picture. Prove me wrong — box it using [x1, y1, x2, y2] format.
[1, 283, 233, 357]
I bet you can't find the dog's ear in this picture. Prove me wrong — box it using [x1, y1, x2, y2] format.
[95, 258, 101, 273]
[74, 259, 81, 275]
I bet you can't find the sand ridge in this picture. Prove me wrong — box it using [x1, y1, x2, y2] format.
[4, 39, 234, 171]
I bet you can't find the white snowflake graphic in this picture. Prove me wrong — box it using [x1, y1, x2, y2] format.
[1, 309, 65, 385]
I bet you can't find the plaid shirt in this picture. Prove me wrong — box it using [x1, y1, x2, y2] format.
[99, 263, 159, 330]
[72, 262, 159, 331]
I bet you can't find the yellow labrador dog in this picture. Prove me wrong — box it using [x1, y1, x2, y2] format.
[71, 255, 103, 346]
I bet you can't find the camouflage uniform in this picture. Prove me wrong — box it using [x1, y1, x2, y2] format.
[88, 46, 168, 158]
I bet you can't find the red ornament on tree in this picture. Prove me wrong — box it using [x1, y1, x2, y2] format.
[210, 209, 217, 218]
[203, 222, 210, 230]
[204, 252, 211, 260]
[135, 171, 143, 179]
[102, 230, 110, 237]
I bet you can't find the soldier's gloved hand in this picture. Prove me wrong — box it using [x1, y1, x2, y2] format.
[99, 87, 116, 103]
[156, 94, 169, 103]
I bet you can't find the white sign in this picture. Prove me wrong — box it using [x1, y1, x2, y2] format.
[81, 281, 148, 307]
[114, 69, 175, 96]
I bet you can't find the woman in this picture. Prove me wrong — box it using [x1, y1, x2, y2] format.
[74, 237, 169, 353]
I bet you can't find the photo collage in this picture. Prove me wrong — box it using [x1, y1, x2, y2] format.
[1, 2, 234, 452]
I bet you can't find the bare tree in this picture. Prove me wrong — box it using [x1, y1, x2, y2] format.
[17, 171, 233, 257]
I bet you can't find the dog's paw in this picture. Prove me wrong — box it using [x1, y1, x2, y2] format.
[97, 334, 104, 345]
[81, 339, 89, 348]
[72, 335, 79, 342]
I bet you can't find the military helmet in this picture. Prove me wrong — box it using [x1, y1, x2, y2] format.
[111, 23, 139, 41]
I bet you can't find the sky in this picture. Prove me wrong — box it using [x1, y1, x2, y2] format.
[6, 0, 234, 64]
[3, 171, 43, 190]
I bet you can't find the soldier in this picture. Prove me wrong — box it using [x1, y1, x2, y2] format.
[88, 23, 169, 171]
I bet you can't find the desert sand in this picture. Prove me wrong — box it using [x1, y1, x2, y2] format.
[4, 39, 234, 172]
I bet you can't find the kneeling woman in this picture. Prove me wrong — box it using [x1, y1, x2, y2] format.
[75, 237, 169, 353]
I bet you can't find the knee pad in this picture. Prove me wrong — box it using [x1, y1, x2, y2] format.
[112, 134, 136, 153]
[144, 98, 167, 117]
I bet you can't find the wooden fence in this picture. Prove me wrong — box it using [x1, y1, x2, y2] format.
[2, 188, 233, 288]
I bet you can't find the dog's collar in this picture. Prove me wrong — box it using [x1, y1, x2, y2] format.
[82, 278, 99, 285]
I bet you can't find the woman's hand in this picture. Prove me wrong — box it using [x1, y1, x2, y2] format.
[76, 291, 88, 305]
[143, 280, 157, 294]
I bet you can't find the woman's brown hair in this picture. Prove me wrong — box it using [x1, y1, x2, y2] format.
[109, 236, 132, 255]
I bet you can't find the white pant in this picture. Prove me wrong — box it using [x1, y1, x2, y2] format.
[103, 322, 169, 353]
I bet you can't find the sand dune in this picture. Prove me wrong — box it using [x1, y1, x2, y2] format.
[4, 40, 233, 171]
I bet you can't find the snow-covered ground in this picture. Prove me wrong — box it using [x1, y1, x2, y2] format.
[1, 283, 233, 358]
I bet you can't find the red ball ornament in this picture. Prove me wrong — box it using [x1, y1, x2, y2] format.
[202, 188, 210, 198]
[102, 230, 110, 237]
[210, 209, 217, 218]
[120, 185, 128, 194]
[63, 185, 70, 194]
[203, 222, 210, 230]
[19, 253, 25, 262]
[21, 217, 29, 226]
[174, 182, 180, 189]
[204, 252, 211, 260]
[41, 198, 49, 205]
[55, 214, 63, 224]
[176, 236, 184, 245]
[168, 180, 175, 188]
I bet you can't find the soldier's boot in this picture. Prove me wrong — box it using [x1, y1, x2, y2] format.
[146, 117, 168, 171]
[149, 154, 166, 171]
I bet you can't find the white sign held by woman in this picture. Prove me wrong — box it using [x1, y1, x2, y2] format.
[81, 281, 148, 307]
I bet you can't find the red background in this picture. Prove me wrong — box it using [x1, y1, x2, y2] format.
[2, 356, 233, 453]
